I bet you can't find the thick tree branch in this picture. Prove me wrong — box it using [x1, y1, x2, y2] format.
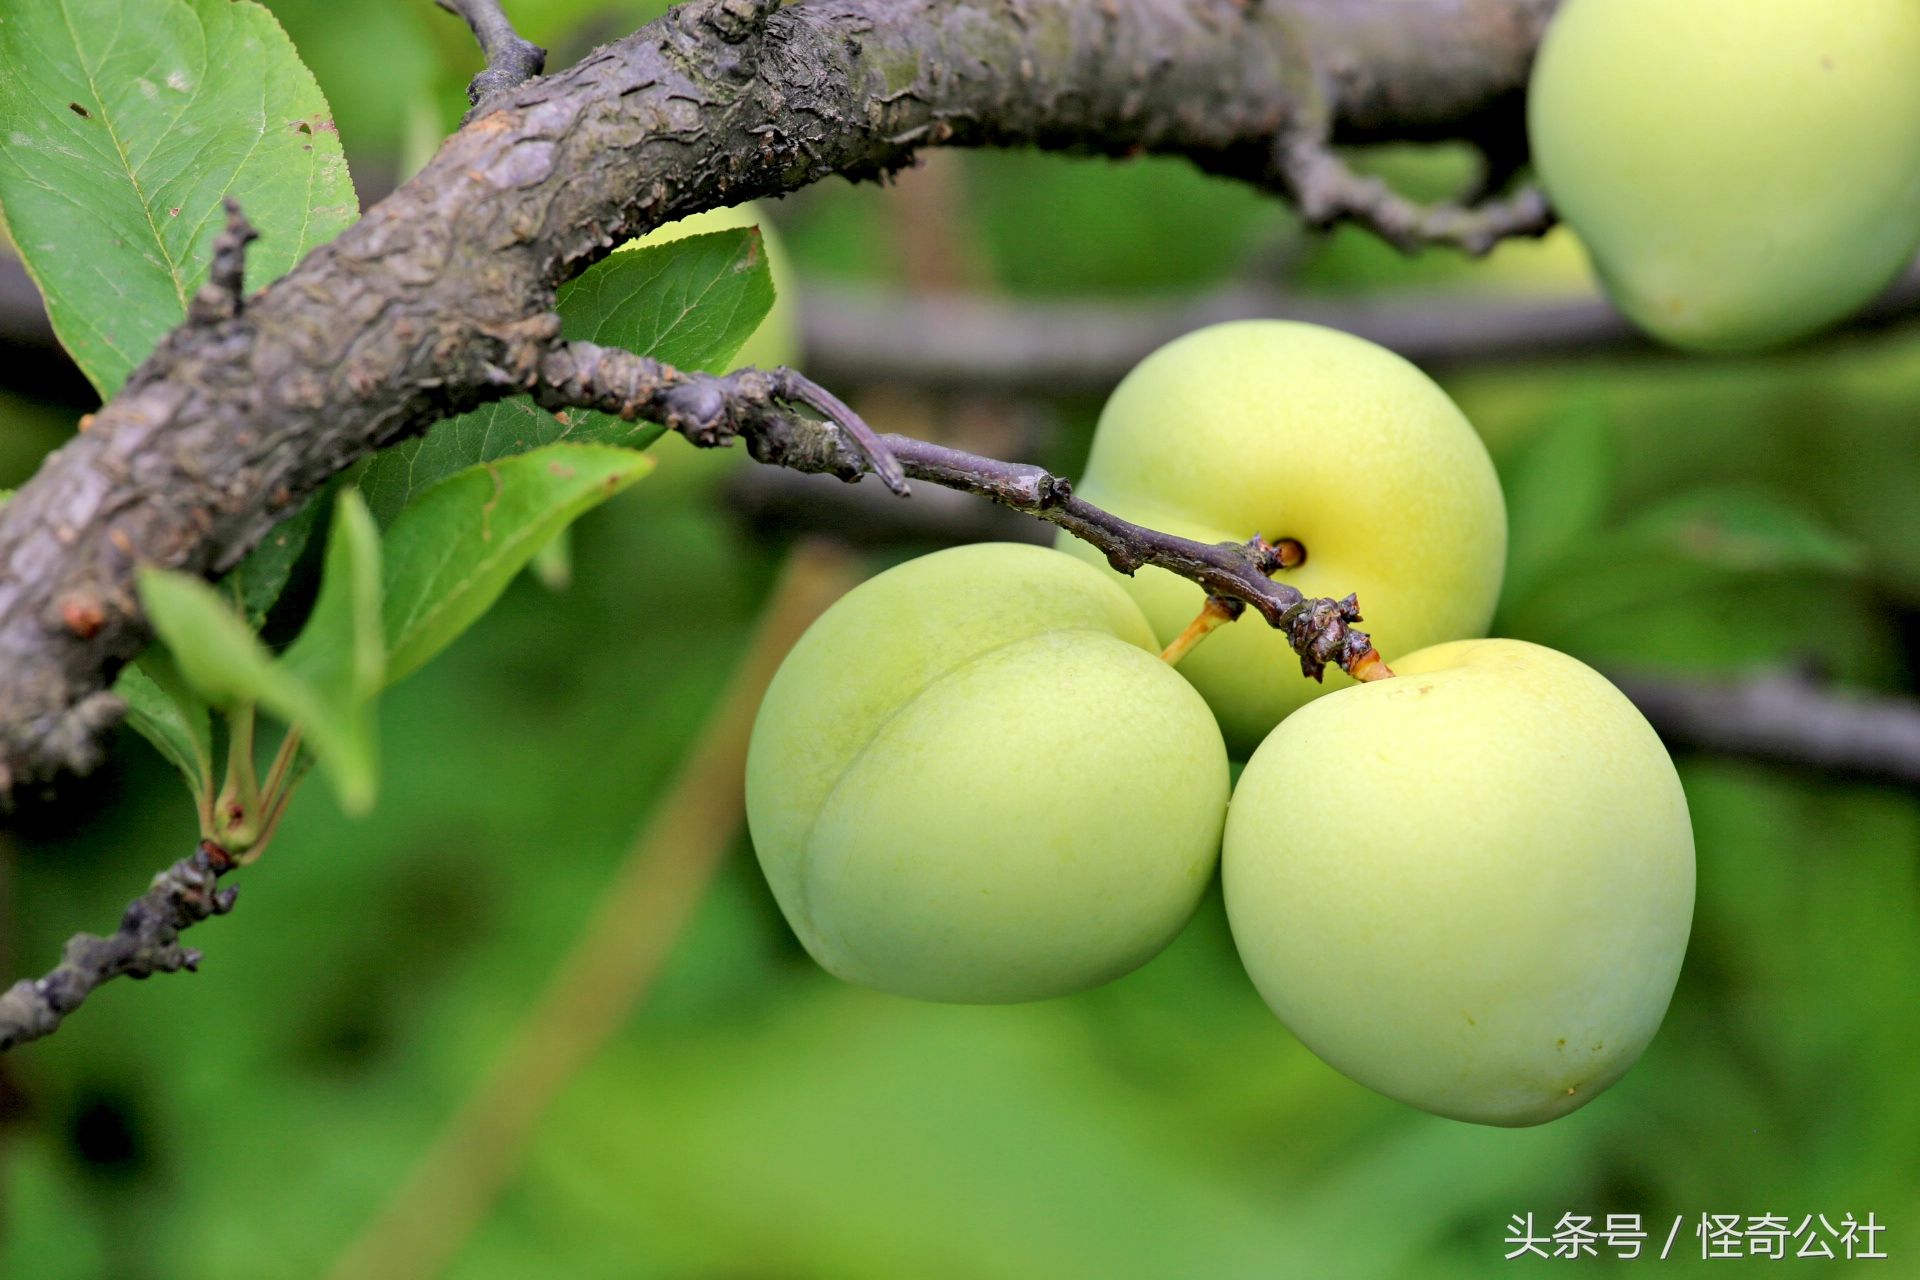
[0, 0, 1559, 795]
[0, 841, 237, 1051]
[798, 267, 1920, 392]
[436, 0, 549, 122]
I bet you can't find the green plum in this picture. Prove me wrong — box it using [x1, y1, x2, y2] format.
[1058, 320, 1506, 755]
[1529, 0, 1920, 351]
[745, 543, 1230, 1003]
[1223, 638, 1694, 1126]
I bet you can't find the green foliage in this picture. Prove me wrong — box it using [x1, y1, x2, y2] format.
[382, 444, 653, 684]
[1486, 378, 1872, 673]
[230, 489, 327, 629]
[358, 227, 773, 524]
[113, 650, 214, 806]
[140, 493, 384, 813]
[1499, 398, 1614, 603]
[0, 0, 357, 399]
[1615, 488, 1865, 577]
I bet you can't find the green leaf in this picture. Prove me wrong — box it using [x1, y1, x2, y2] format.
[277, 491, 384, 809]
[381, 444, 653, 685]
[356, 398, 620, 527]
[1498, 398, 1614, 604]
[560, 226, 777, 374]
[114, 650, 213, 802]
[228, 489, 325, 628]
[138, 573, 282, 709]
[0, 0, 358, 399]
[1616, 487, 1866, 576]
[356, 228, 772, 524]
[139, 493, 384, 814]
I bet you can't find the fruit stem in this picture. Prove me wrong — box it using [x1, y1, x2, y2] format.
[1160, 594, 1245, 665]
[1254, 536, 1307, 573]
[1348, 647, 1396, 682]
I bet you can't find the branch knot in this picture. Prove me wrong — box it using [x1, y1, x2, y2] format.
[1282, 593, 1375, 682]
[185, 198, 259, 326]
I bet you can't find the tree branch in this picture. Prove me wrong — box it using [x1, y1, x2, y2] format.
[1274, 73, 1553, 255]
[0, 841, 237, 1051]
[0, 0, 1559, 796]
[532, 341, 1386, 678]
[796, 267, 1920, 392]
[1612, 671, 1920, 788]
[435, 0, 549, 122]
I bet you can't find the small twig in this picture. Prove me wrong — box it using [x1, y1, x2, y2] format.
[768, 370, 909, 496]
[531, 341, 1386, 683]
[0, 841, 238, 1052]
[1161, 538, 1304, 663]
[1275, 92, 1554, 256]
[433, 0, 546, 121]
[183, 198, 259, 326]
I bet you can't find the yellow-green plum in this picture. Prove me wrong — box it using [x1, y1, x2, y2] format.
[620, 203, 800, 491]
[1528, 0, 1920, 352]
[1057, 320, 1505, 755]
[746, 542, 1230, 1003]
[1223, 639, 1694, 1126]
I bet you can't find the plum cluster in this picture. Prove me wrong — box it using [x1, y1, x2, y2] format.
[744, 321, 1696, 1128]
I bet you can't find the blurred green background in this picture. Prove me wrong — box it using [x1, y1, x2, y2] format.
[1, 1, 1915, 1276]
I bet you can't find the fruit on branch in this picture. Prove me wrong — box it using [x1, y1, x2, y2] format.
[1223, 639, 1694, 1127]
[1057, 320, 1506, 756]
[1528, 0, 1920, 352]
[746, 543, 1229, 1003]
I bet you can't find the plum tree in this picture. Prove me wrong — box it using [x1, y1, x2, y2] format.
[745, 542, 1230, 1004]
[1222, 638, 1694, 1127]
[1529, 0, 1920, 352]
[1057, 320, 1506, 755]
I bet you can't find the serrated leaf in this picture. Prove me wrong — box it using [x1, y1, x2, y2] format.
[139, 493, 384, 814]
[0, 0, 358, 399]
[229, 488, 325, 627]
[1500, 398, 1614, 604]
[356, 228, 772, 524]
[114, 650, 212, 802]
[382, 444, 653, 685]
[1618, 487, 1865, 576]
